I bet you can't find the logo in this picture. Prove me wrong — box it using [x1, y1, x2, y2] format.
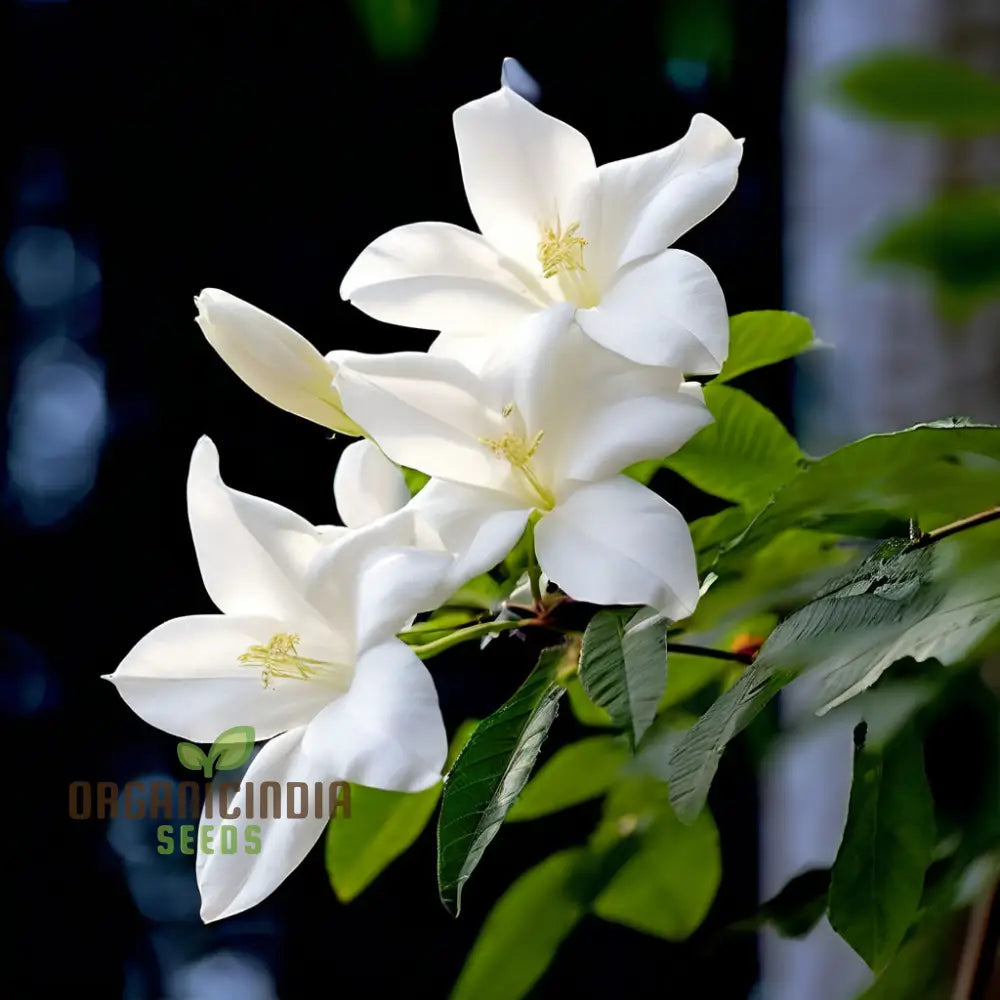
[69, 725, 351, 856]
[176, 725, 254, 778]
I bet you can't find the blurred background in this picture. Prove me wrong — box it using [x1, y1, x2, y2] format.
[3, 0, 998, 996]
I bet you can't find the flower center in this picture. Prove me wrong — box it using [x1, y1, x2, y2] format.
[238, 632, 340, 690]
[537, 220, 587, 279]
[479, 406, 555, 510]
[482, 429, 544, 467]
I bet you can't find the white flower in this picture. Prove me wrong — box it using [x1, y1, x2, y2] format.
[333, 305, 711, 619]
[105, 437, 454, 921]
[333, 439, 410, 528]
[340, 58, 743, 373]
[195, 288, 362, 435]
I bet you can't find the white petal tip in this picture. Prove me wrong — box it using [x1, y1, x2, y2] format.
[499, 57, 541, 103]
[198, 890, 245, 924]
[190, 435, 220, 469]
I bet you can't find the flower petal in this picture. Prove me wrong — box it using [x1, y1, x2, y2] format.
[453, 83, 597, 268]
[593, 113, 743, 271]
[307, 519, 458, 654]
[561, 380, 713, 483]
[428, 331, 500, 374]
[104, 614, 341, 742]
[576, 249, 728, 373]
[339, 222, 545, 334]
[333, 439, 410, 529]
[197, 643, 447, 922]
[409, 478, 532, 585]
[301, 639, 447, 792]
[332, 350, 511, 492]
[195, 288, 360, 434]
[196, 726, 330, 922]
[188, 437, 337, 624]
[534, 476, 700, 620]
[477, 311, 708, 488]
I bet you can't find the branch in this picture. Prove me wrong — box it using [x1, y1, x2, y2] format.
[909, 506, 1000, 549]
[953, 879, 1000, 1000]
[667, 642, 754, 666]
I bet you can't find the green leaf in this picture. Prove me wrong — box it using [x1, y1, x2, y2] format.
[625, 713, 699, 783]
[437, 646, 566, 914]
[722, 420, 1000, 564]
[667, 525, 1000, 822]
[592, 778, 721, 939]
[855, 911, 954, 1000]
[507, 735, 629, 821]
[452, 775, 718, 998]
[209, 725, 256, 775]
[622, 458, 662, 486]
[731, 868, 831, 938]
[328, 785, 439, 903]
[829, 725, 936, 971]
[716, 311, 818, 383]
[450, 837, 639, 1000]
[867, 190, 1000, 321]
[564, 675, 615, 728]
[690, 506, 752, 573]
[664, 384, 804, 508]
[402, 465, 430, 496]
[326, 721, 477, 902]
[449, 849, 587, 1000]
[657, 652, 732, 711]
[826, 50, 1000, 136]
[688, 528, 856, 638]
[580, 607, 668, 749]
[176, 742, 207, 773]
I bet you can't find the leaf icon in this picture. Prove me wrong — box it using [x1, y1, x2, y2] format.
[208, 725, 256, 776]
[177, 741, 208, 773]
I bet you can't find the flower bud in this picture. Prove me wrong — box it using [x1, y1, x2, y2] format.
[195, 288, 362, 435]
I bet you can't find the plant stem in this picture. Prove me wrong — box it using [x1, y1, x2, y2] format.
[909, 506, 1000, 549]
[953, 879, 1000, 1000]
[407, 618, 541, 660]
[667, 642, 754, 666]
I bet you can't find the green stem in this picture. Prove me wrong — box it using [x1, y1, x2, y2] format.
[407, 618, 541, 660]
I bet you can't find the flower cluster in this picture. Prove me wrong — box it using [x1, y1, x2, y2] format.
[106, 59, 742, 922]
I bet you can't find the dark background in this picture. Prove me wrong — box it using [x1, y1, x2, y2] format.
[4, 1, 786, 995]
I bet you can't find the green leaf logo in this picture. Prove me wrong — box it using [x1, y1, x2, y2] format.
[210, 725, 255, 774]
[176, 725, 256, 779]
[177, 741, 208, 773]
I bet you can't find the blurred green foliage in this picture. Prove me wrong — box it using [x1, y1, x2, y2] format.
[352, 0, 438, 61]
[868, 189, 1000, 321]
[825, 49, 1000, 320]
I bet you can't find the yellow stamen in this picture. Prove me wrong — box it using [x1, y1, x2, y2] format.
[238, 632, 337, 690]
[537, 220, 588, 279]
[480, 429, 545, 466]
[479, 408, 555, 509]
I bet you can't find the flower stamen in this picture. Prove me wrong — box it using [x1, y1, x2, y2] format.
[537, 220, 587, 279]
[480, 429, 545, 466]
[238, 632, 338, 690]
[479, 410, 555, 509]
